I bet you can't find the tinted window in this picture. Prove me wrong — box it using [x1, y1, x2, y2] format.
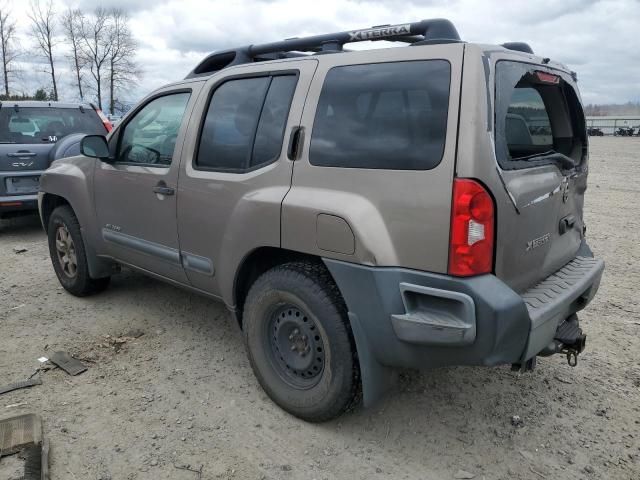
[196, 75, 297, 171]
[0, 107, 106, 144]
[310, 60, 451, 170]
[252, 76, 297, 167]
[117, 92, 190, 166]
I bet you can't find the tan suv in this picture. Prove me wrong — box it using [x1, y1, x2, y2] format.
[38, 20, 604, 421]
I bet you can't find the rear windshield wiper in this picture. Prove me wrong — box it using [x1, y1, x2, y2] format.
[517, 150, 576, 170]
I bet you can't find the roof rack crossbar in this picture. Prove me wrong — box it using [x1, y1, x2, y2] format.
[186, 19, 461, 78]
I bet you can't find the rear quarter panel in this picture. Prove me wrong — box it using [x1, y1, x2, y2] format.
[282, 44, 465, 272]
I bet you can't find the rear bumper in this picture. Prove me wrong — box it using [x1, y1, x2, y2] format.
[324, 242, 604, 371]
[0, 194, 39, 215]
[0, 170, 43, 215]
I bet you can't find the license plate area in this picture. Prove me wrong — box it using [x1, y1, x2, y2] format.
[5, 176, 40, 194]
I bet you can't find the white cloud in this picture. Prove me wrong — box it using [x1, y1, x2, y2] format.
[4, 0, 639, 107]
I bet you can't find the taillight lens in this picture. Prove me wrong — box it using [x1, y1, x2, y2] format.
[448, 178, 495, 276]
[95, 108, 113, 132]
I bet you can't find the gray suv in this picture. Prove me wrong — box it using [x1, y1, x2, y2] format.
[0, 101, 111, 218]
[38, 20, 604, 421]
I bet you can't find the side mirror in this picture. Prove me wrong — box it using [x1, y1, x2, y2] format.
[80, 135, 111, 160]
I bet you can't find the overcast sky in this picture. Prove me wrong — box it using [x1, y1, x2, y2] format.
[7, 0, 640, 106]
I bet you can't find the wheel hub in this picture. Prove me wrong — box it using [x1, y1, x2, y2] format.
[268, 305, 325, 387]
[55, 225, 77, 278]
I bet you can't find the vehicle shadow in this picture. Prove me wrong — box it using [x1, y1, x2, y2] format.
[0, 213, 44, 237]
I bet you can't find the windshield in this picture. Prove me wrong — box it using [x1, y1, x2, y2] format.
[495, 61, 586, 171]
[0, 107, 106, 144]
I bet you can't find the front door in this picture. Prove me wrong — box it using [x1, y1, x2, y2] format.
[93, 89, 196, 282]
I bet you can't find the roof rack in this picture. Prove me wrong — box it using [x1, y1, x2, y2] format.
[186, 19, 461, 78]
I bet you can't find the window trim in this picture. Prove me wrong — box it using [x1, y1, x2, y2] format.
[308, 59, 452, 171]
[112, 88, 192, 168]
[192, 69, 300, 174]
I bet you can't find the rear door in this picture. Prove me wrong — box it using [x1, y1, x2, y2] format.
[176, 60, 318, 300]
[492, 60, 588, 292]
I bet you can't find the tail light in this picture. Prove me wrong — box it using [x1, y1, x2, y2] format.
[448, 178, 495, 276]
[95, 108, 113, 132]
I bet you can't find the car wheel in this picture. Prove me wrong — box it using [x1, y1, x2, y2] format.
[47, 205, 110, 296]
[243, 261, 361, 422]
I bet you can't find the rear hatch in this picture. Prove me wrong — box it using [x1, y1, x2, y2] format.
[0, 104, 106, 196]
[493, 60, 588, 292]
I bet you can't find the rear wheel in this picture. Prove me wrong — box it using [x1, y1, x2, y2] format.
[243, 262, 360, 422]
[47, 206, 110, 296]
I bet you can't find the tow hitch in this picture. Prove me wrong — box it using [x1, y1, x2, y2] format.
[554, 314, 586, 367]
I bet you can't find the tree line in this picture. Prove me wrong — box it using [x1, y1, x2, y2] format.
[0, 1, 140, 114]
[584, 101, 640, 117]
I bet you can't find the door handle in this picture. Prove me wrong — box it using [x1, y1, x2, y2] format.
[7, 152, 37, 157]
[287, 126, 304, 160]
[153, 183, 175, 196]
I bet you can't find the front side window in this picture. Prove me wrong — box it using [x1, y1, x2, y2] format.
[117, 92, 191, 166]
[495, 61, 586, 170]
[0, 107, 106, 144]
[309, 60, 451, 170]
[196, 74, 297, 171]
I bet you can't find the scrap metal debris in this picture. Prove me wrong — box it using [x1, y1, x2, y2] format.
[48, 351, 87, 376]
[0, 377, 42, 397]
[0, 414, 48, 479]
[0, 413, 42, 458]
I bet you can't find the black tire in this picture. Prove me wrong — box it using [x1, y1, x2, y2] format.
[47, 205, 110, 296]
[243, 261, 361, 422]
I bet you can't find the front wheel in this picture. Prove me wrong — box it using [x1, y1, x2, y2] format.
[47, 205, 110, 296]
[243, 262, 361, 422]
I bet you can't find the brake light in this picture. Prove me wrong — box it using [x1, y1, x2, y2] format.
[95, 108, 113, 132]
[535, 71, 560, 84]
[448, 178, 495, 276]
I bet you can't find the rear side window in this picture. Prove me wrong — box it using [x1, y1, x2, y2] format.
[196, 74, 297, 172]
[0, 107, 106, 144]
[495, 61, 586, 170]
[309, 60, 451, 170]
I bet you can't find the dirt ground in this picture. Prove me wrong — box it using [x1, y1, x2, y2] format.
[0, 136, 638, 480]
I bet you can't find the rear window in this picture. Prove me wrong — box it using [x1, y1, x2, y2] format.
[0, 107, 106, 144]
[495, 61, 586, 170]
[196, 74, 297, 172]
[309, 60, 451, 170]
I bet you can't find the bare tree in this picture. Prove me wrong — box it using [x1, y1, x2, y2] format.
[78, 8, 112, 110]
[107, 9, 139, 114]
[0, 3, 18, 97]
[28, 0, 58, 101]
[62, 8, 86, 100]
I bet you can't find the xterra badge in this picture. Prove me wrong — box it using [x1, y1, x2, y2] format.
[349, 24, 411, 41]
[526, 233, 551, 252]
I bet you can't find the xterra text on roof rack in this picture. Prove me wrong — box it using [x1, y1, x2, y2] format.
[38, 19, 604, 422]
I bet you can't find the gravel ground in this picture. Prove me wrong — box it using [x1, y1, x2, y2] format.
[0, 136, 638, 480]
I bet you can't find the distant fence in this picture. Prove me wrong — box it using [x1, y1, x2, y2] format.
[586, 117, 640, 135]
